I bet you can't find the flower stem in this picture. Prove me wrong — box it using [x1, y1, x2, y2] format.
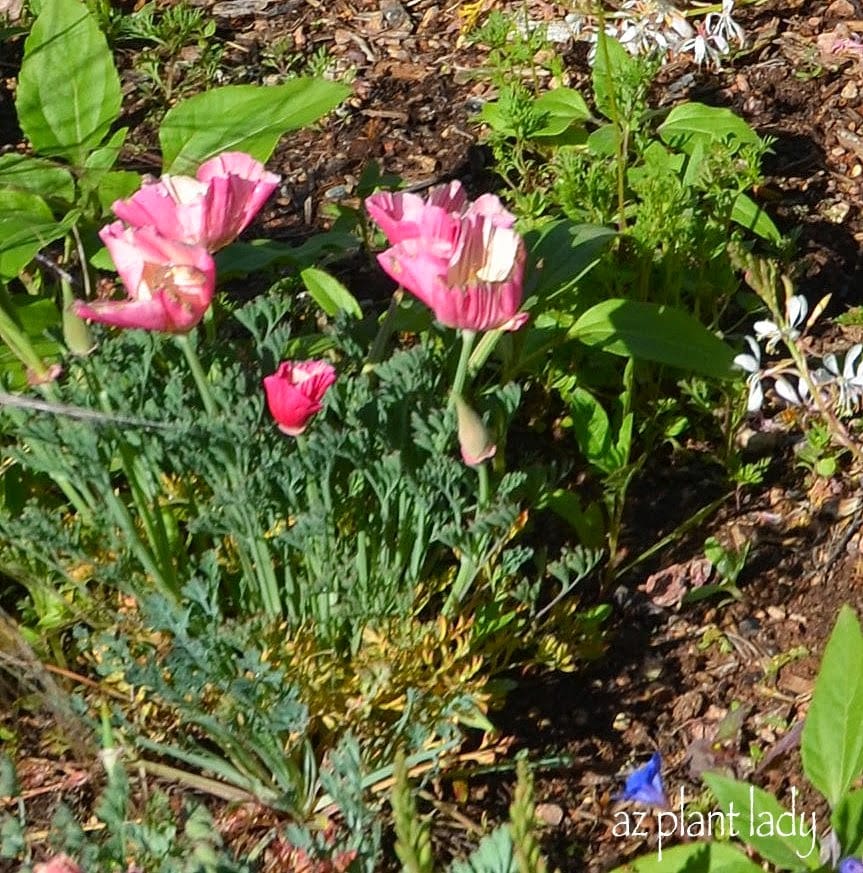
[176, 333, 217, 417]
[364, 289, 403, 372]
[449, 330, 477, 408]
[477, 461, 490, 509]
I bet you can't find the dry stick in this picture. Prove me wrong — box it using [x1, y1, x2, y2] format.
[0, 390, 170, 429]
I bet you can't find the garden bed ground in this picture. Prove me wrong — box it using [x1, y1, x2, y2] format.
[4, 0, 863, 870]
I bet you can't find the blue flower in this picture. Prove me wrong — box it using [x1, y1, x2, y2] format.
[839, 859, 863, 873]
[616, 751, 668, 807]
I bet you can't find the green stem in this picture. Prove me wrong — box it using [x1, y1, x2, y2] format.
[477, 462, 490, 510]
[449, 330, 477, 408]
[364, 290, 403, 371]
[595, 2, 628, 234]
[176, 333, 217, 417]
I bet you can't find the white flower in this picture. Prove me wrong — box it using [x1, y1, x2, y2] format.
[679, 22, 729, 68]
[814, 343, 863, 414]
[705, 0, 745, 49]
[773, 374, 809, 407]
[753, 295, 809, 353]
[734, 336, 766, 411]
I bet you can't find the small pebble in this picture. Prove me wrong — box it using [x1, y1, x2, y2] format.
[842, 81, 859, 100]
[738, 616, 761, 637]
[536, 803, 565, 826]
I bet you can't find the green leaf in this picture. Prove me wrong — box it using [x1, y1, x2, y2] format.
[160, 80, 350, 175]
[0, 189, 55, 278]
[0, 296, 63, 388]
[570, 299, 737, 380]
[93, 171, 141, 213]
[531, 87, 591, 138]
[0, 154, 75, 204]
[703, 773, 821, 871]
[658, 103, 760, 154]
[587, 123, 620, 157]
[832, 789, 863, 858]
[564, 385, 624, 474]
[215, 231, 357, 279]
[802, 605, 863, 807]
[300, 266, 362, 318]
[608, 842, 764, 873]
[541, 489, 607, 549]
[592, 36, 635, 121]
[15, 0, 121, 164]
[526, 221, 616, 303]
[731, 193, 782, 244]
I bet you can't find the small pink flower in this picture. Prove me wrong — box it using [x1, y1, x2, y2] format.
[34, 855, 82, 873]
[113, 151, 280, 252]
[263, 360, 336, 436]
[74, 223, 215, 334]
[377, 213, 528, 333]
[365, 181, 514, 246]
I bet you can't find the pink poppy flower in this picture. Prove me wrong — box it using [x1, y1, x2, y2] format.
[377, 213, 528, 333]
[263, 360, 336, 436]
[74, 223, 215, 334]
[113, 151, 280, 251]
[34, 856, 82, 873]
[365, 180, 515, 245]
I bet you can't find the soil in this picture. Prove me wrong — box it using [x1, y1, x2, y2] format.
[5, 0, 863, 871]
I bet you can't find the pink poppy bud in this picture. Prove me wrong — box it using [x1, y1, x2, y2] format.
[113, 152, 280, 252]
[263, 360, 336, 436]
[34, 855, 83, 873]
[74, 223, 215, 334]
[455, 395, 496, 467]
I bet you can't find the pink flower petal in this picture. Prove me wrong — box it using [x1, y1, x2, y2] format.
[263, 360, 336, 436]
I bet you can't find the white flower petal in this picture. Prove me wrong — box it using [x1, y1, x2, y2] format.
[774, 376, 800, 406]
[747, 378, 764, 412]
[786, 295, 808, 328]
[734, 353, 759, 373]
[822, 352, 840, 377]
[845, 343, 863, 378]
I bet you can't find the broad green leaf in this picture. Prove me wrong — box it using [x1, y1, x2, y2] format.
[564, 385, 624, 474]
[802, 605, 863, 807]
[609, 842, 764, 873]
[0, 296, 62, 389]
[93, 171, 141, 213]
[832, 789, 863, 858]
[0, 155, 74, 204]
[16, 0, 121, 164]
[0, 208, 77, 279]
[659, 103, 760, 154]
[731, 193, 782, 243]
[570, 299, 737, 380]
[703, 774, 821, 871]
[592, 36, 635, 121]
[531, 87, 591, 137]
[84, 127, 128, 172]
[160, 80, 350, 175]
[541, 489, 606, 549]
[526, 221, 616, 302]
[587, 123, 620, 157]
[215, 232, 357, 279]
[300, 267, 362, 318]
[0, 190, 55, 278]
